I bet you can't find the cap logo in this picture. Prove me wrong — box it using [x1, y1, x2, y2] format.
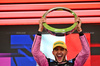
[54, 42, 64, 45]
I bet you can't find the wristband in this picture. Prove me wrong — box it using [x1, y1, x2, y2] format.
[79, 31, 84, 36]
[37, 31, 42, 36]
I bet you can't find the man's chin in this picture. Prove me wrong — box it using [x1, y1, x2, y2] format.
[56, 58, 63, 63]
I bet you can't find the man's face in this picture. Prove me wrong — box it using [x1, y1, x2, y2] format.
[52, 46, 67, 63]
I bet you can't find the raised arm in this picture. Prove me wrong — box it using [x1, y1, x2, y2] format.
[74, 17, 90, 66]
[74, 33, 90, 66]
[31, 18, 48, 66]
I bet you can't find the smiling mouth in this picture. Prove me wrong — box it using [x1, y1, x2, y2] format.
[57, 55, 62, 60]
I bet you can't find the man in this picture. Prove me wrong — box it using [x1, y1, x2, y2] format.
[31, 17, 90, 66]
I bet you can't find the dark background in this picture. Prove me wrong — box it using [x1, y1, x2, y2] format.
[0, 24, 100, 55]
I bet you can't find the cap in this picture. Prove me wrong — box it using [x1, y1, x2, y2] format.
[53, 41, 67, 50]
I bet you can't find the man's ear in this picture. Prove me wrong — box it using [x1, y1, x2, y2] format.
[66, 50, 68, 55]
[52, 51, 54, 55]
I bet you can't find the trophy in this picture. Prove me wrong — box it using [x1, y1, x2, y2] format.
[42, 7, 78, 36]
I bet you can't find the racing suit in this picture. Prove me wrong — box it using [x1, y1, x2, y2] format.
[31, 32, 90, 66]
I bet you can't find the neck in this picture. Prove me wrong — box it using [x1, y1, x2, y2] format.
[57, 58, 67, 64]
[58, 61, 67, 64]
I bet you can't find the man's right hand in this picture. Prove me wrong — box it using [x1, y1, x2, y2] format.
[38, 17, 46, 32]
